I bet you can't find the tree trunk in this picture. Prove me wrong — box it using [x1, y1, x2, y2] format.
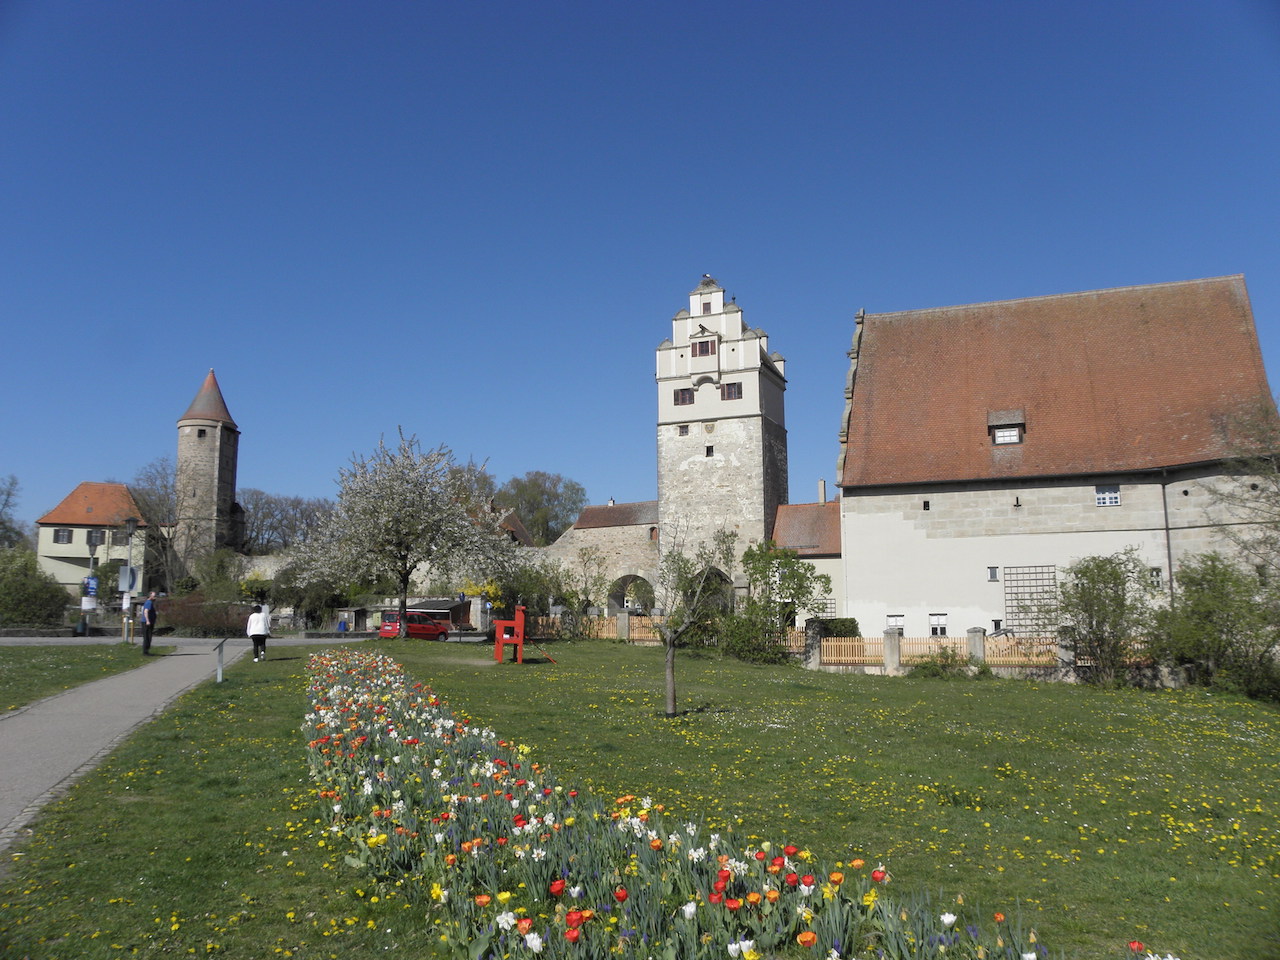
[665, 639, 677, 717]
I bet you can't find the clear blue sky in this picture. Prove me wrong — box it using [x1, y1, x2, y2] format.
[4, 1, 1279, 528]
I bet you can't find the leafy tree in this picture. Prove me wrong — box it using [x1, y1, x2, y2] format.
[494, 471, 587, 546]
[740, 540, 832, 639]
[293, 431, 516, 635]
[1153, 552, 1280, 698]
[1057, 547, 1160, 685]
[654, 529, 737, 717]
[0, 474, 30, 548]
[451, 459, 498, 504]
[0, 548, 69, 626]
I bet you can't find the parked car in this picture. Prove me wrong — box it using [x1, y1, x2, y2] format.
[379, 611, 449, 641]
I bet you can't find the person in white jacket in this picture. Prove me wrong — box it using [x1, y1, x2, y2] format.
[246, 605, 271, 662]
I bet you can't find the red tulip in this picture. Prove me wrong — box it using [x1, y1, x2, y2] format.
[708, 892, 724, 905]
[785, 872, 799, 886]
[871, 868, 887, 883]
[784, 845, 799, 856]
[725, 898, 742, 911]
[564, 928, 580, 943]
[754, 850, 766, 861]
[565, 910, 585, 929]
[614, 887, 628, 903]
[549, 879, 565, 897]
[1127, 943, 1144, 954]
[517, 918, 534, 935]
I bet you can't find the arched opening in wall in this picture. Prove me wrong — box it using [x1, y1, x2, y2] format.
[608, 575, 655, 615]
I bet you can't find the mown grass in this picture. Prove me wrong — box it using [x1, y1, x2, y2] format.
[0, 644, 168, 713]
[1, 639, 1277, 959]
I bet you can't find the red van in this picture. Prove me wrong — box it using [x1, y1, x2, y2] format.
[378, 611, 449, 641]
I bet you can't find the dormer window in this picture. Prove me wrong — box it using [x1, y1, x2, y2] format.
[702, 302, 711, 314]
[987, 409, 1026, 446]
[691, 340, 716, 357]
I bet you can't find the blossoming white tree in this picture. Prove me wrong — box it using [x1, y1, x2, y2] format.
[295, 431, 515, 632]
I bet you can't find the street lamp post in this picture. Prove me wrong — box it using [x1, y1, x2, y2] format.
[78, 538, 100, 636]
[122, 516, 139, 643]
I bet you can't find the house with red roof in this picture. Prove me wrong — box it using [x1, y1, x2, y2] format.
[36, 482, 147, 601]
[835, 275, 1273, 638]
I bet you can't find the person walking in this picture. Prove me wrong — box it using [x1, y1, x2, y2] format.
[246, 604, 271, 662]
[140, 591, 158, 655]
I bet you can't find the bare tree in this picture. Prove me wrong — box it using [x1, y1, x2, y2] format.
[0, 475, 28, 549]
[238, 489, 333, 554]
[654, 528, 737, 717]
[130, 457, 192, 591]
[293, 431, 516, 634]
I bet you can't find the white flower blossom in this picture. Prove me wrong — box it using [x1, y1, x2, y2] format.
[940, 912, 957, 928]
[496, 911, 517, 930]
[681, 901, 697, 919]
[524, 932, 543, 953]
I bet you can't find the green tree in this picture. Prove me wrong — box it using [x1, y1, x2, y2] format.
[494, 471, 587, 546]
[1057, 547, 1160, 685]
[719, 541, 831, 664]
[294, 431, 516, 635]
[1154, 552, 1280, 698]
[0, 548, 70, 626]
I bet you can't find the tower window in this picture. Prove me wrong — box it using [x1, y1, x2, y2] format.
[674, 388, 694, 406]
[649, 527, 658, 541]
[197, 428, 207, 438]
[720, 382, 742, 400]
[702, 302, 711, 314]
[705, 446, 714, 457]
[677, 424, 689, 436]
[987, 566, 999, 582]
[691, 340, 716, 357]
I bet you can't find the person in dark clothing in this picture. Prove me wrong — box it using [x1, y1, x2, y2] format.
[140, 592, 158, 655]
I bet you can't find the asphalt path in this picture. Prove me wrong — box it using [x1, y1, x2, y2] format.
[0, 636, 346, 856]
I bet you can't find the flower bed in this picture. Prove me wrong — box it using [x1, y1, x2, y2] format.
[303, 649, 1046, 959]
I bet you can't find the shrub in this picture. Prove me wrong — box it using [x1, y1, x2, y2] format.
[0, 548, 70, 626]
[819, 616, 861, 637]
[161, 591, 250, 637]
[717, 608, 791, 664]
[906, 646, 993, 680]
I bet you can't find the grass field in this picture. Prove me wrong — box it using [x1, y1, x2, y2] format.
[1, 638, 1276, 959]
[0, 644, 166, 713]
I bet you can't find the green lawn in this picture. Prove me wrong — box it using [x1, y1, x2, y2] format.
[0, 644, 166, 713]
[1, 639, 1276, 959]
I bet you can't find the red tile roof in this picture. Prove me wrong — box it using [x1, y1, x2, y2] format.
[840, 276, 1273, 488]
[179, 369, 237, 427]
[37, 482, 147, 527]
[771, 500, 840, 556]
[573, 501, 659, 529]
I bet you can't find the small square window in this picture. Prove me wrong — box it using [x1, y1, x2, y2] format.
[929, 614, 948, 637]
[674, 388, 694, 406]
[1095, 484, 1121, 507]
[720, 382, 742, 400]
[992, 426, 1023, 445]
[86, 529, 106, 547]
[702, 302, 711, 314]
[705, 445, 714, 457]
[54, 528, 73, 544]
[197, 428, 207, 438]
[922, 500, 930, 511]
[677, 424, 689, 436]
[692, 340, 716, 357]
[987, 566, 999, 582]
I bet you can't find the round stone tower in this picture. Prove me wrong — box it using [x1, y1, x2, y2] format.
[175, 369, 241, 558]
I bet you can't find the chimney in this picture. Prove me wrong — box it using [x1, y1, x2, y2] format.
[818, 479, 827, 503]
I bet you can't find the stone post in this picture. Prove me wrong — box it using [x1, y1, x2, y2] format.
[618, 611, 630, 641]
[967, 627, 986, 663]
[803, 618, 823, 670]
[883, 628, 902, 676]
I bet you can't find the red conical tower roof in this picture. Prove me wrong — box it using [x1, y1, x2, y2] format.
[178, 369, 237, 428]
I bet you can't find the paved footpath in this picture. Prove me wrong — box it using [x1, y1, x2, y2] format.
[0, 636, 342, 856]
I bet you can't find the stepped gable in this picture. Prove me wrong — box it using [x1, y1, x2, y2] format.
[841, 275, 1272, 488]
